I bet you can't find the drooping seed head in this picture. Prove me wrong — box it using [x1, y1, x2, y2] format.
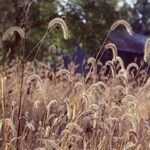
[2, 26, 25, 41]
[48, 17, 69, 40]
[105, 42, 118, 60]
[110, 19, 133, 35]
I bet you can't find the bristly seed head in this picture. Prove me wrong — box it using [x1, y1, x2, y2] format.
[110, 19, 133, 35]
[48, 17, 69, 40]
[2, 26, 25, 41]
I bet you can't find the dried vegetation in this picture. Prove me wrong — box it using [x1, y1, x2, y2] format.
[0, 18, 150, 150]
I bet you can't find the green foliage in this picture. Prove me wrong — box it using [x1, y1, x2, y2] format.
[0, 0, 149, 59]
[57, 0, 132, 55]
[132, 0, 150, 35]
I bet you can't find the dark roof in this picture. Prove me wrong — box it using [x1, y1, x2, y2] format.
[109, 31, 148, 54]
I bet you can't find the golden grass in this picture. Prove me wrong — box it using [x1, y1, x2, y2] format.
[0, 18, 149, 150]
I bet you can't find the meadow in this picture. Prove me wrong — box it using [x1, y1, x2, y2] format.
[0, 18, 150, 150]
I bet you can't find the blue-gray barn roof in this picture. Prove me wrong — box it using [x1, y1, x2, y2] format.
[109, 31, 148, 54]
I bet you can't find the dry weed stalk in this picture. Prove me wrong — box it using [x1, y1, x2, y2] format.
[0, 36, 3, 49]
[144, 38, 150, 62]
[45, 99, 57, 122]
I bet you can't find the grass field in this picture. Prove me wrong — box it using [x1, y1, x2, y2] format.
[0, 18, 150, 150]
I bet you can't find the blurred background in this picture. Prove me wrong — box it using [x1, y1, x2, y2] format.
[0, 0, 149, 63]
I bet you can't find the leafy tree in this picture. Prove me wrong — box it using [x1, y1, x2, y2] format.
[58, 0, 132, 55]
[0, 0, 60, 59]
[1, 0, 148, 59]
[132, 0, 150, 35]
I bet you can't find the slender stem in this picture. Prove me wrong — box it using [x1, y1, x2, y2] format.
[1, 74, 6, 149]
[16, 60, 25, 150]
[1, 74, 5, 119]
[85, 30, 111, 83]
[143, 62, 150, 85]
[33, 29, 49, 61]
[16, 0, 30, 149]
[95, 30, 111, 61]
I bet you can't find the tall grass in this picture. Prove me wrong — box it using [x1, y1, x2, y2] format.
[0, 18, 150, 150]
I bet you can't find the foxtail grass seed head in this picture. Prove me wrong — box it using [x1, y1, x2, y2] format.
[87, 57, 96, 65]
[56, 69, 72, 82]
[66, 123, 83, 133]
[74, 82, 84, 93]
[65, 99, 71, 119]
[105, 61, 115, 78]
[48, 17, 69, 40]
[2, 26, 25, 41]
[27, 74, 44, 90]
[26, 120, 35, 131]
[0, 118, 16, 135]
[115, 56, 125, 70]
[126, 63, 139, 72]
[42, 139, 61, 150]
[110, 19, 133, 35]
[105, 43, 118, 60]
[48, 44, 57, 53]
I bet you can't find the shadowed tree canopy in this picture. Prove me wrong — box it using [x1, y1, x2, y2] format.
[0, 0, 149, 59]
[132, 0, 150, 35]
[57, 0, 134, 55]
[0, 0, 59, 59]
